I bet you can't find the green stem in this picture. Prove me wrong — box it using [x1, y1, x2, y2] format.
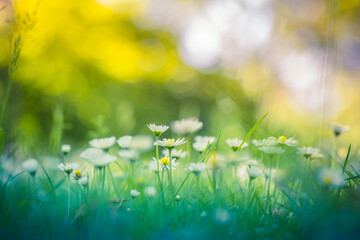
[67, 174, 71, 220]
[156, 136, 161, 192]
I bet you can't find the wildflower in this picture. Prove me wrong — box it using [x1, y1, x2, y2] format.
[78, 176, 88, 186]
[149, 157, 179, 171]
[317, 168, 346, 188]
[144, 186, 157, 198]
[147, 124, 169, 137]
[298, 147, 323, 160]
[129, 135, 153, 152]
[117, 135, 132, 148]
[193, 136, 216, 153]
[171, 117, 203, 135]
[208, 153, 225, 171]
[252, 137, 277, 147]
[162, 149, 187, 159]
[80, 148, 117, 168]
[72, 170, 82, 180]
[277, 136, 297, 147]
[155, 138, 186, 149]
[226, 138, 248, 151]
[175, 195, 181, 201]
[193, 141, 209, 153]
[264, 168, 277, 179]
[259, 145, 285, 155]
[187, 162, 207, 176]
[247, 166, 262, 180]
[58, 162, 79, 175]
[22, 158, 39, 176]
[130, 189, 141, 198]
[61, 144, 71, 156]
[89, 136, 116, 150]
[117, 149, 138, 162]
[329, 123, 350, 137]
[194, 136, 216, 145]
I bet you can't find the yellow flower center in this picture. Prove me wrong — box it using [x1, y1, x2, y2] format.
[160, 157, 170, 165]
[279, 136, 286, 142]
[323, 176, 332, 185]
[74, 170, 82, 178]
[166, 139, 175, 145]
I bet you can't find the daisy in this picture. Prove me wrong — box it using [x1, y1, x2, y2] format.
[22, 158, 39, 176]
[252, 137, 277, 147]
[162, 149, 187, 159]
[194, 136, 216, 145]
[193, 141, 209, 153]
[117, 135, 132, 148]
[193, 136, 216, 153]
[130, 189, 141, 198]
[253, 138, 284, 155]
[150, 157, 179, 171]
[72, 170, 83, 180]
[277, 136, 298, 147]
[298, 147, 323, 160]
[80, 148, 117, 168]
[186, 162, 207, 176]
[226, 138, 248, 151]
[144, 186, 157, 198]
[117, 149, 138, 161]
[329, 123, 350, 137]
[78, 176, 88, 186]
[61, 144, 71, 156]
[147, 124, 169, 137]
[129, 135, 154, 152]
[247, 166, 262, 180]
[58, 162, 79, 175]
[171, 117, 203, 135]
[89, 136, 116, 150]
[155, 138, 186, 149]
[207, 153, 226, 171]
[317, 168, 346, 188]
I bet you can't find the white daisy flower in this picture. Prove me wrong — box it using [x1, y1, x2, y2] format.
[277, 136, 298, 147]
[252, 137, 277, 147]
[80, 148, 117, 168]
[194, 136, 216, 145]
[298, 147, 323, 160]
[71, 169, 83, 180]
[61, 144, 71, 156]
[253, 138, 284, 154]
[58, 162, 79, 175]
[186, 162, 207, 176]
[117, 135, 132, 148]
[155, 138, 186, 149]
[193, 141, 209, 153]
[129, 135, 154, 152]
[22, 158, 39, 176]
[207, 153, 226, 171]
[89, 136, 116, 150]
[78, 176, 88, 186]
[259, 145, 285, 155]
[226, 138, 248, 151]
[144, 186, 157, 198]
[117, 149, 138, 161]
[329, 123, 350, 137]
[147, 124, 169, 137]
[171, 117, 203, 135]
[162, 149, 187, 159]
[192, 136, 216, 153]
[247, 166, 262, 180]
[317, 168, 346, 188]
[149, 157, 179, 171]
[130, 189, 141, 198]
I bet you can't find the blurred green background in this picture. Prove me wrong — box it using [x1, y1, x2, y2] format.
[0, 0, 359, 157]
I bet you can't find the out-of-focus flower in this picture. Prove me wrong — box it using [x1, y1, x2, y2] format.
[61, 144, 71, 156]
[129, 135, 154, 152]
[58, 163, 79, 175]
[162, 149, 187, 159]
[117, 149, 138, 162]
[175, 195, 181, 201]
[89, 136, 116, 150]
[214, 208, 231, 224]
[186, 162, 207, 176]
[277, 136, 298, 147]
[130, 189, 141, 198]
[149, 157, 179, 171]
[171, 117, 203, 135]
[194, 136, 216, 145]
[226, 138, 248, 151]
[252, 137, 277, 147]
[193, 141, 209, 153]
[317, 168, 346, 188]
[329, 123, 350, 137]
[264, 169, 277, 179]
[22, 159, 39, 176]
[117, 136, 132, 148]
[247, 166, 262, 180]
[80, 148, 117, 168]
[72, 170, 83, 180]
[147, 124, 169, 137]
[193, 136, 216, 153]
[259, 145, 285, 155]
[207, 153, 225, 171]
[144, 186, 157, 198]
[298, 147, 323, 160]
[155, 138, 186, 149]
[78, 176, 88, 186]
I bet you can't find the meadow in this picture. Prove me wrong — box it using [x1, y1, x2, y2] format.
[1, 116, 359, 239]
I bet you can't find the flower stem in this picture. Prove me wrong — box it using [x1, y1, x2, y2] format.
[156, 136, 161, 192]
[67, 174, 71, 221]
